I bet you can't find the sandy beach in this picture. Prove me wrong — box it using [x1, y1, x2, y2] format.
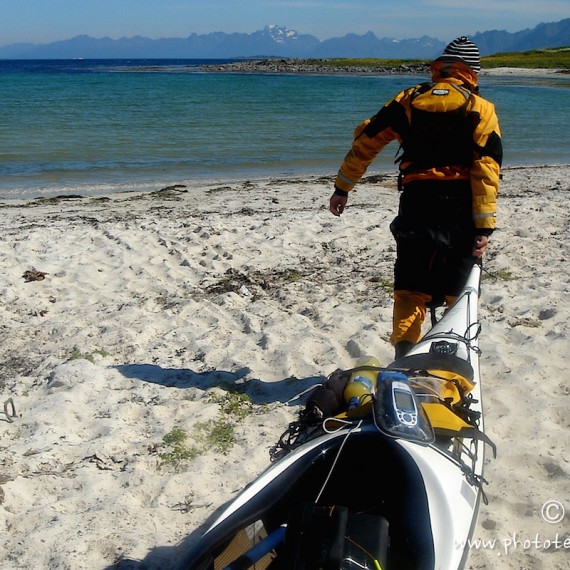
[0, 164, 569, 569]
[480, 67, 569, 77]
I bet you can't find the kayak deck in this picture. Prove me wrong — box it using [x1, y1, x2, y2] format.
[182, 427, 436, 569]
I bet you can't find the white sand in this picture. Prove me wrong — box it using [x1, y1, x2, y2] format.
[480, 67, 568, 77]
[0, 165, 568, 569]
[479, 67, 567, 77]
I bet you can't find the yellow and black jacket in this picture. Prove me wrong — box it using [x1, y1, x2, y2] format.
[334, 61, 502, 232]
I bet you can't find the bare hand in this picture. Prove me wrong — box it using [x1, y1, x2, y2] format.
[329, 194, 347, 216]
[472, 235, 489, 257]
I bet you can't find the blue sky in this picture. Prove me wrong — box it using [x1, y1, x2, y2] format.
[1, 0, 568, 46]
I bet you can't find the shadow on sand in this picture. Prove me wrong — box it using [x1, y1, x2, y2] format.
[101, 363, 327, 569]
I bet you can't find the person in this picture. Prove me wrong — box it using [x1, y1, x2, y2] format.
[329, 36, 503, 359]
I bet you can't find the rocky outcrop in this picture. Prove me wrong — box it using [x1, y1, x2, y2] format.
[200, 58, 430, 75]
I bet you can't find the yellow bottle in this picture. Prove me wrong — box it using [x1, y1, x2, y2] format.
[343, 356, 381, 410]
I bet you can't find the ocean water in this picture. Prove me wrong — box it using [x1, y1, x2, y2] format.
[0, 59, 569, 199]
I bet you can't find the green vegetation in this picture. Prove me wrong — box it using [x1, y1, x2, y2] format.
[314, 47, 570, 71]
[159, 428, 200, 467]
[481, 47, 570, 70]
[207, 389, 256, 421]
[284, 270, 304, 283]
[316, 58, 429, 69]
[68, 348, 110, 363]
[369, 275, 394, 293]
[158, 390, 257, 469]
[195, 418, 236, 454]
[484, 269, 518, 282]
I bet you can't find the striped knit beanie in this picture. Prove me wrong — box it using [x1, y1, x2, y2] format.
[441, 36, 481, 73]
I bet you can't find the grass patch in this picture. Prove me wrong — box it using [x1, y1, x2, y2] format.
[158, 419, 236, 469]
[485, 269, 518, 281]
[157, 389, 257, 469]
[369, 276, 394, 293]
[67, 348, 110, 363]
[207, 389, 255, 421]
[316, 58, 430, 69]
[481, 47, 570, 70]
[285, 270, 304, 283]
[314, 47, 570, 71]
[195, 418, 236, 454]
[159, 428, 200, 468]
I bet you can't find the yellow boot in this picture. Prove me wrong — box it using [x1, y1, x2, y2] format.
[390, 290, 432, 356]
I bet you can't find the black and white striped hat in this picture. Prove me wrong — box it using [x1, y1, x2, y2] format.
[441, 36, 481, 73]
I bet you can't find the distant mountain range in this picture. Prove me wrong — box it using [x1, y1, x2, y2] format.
[1, 19, 568, 60]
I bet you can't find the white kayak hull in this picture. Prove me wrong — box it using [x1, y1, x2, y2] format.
[389, 263, 485, 569]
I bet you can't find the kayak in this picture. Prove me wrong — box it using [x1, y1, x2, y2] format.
[176, 262, 496, 570]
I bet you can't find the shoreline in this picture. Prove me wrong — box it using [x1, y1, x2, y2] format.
[201, 58, 430, 75]
[2, 163, 569, 205]
[200, 58, 568, 77]
[1, 164, 569, 569]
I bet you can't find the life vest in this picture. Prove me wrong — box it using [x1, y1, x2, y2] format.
[397, 82, 478, 175]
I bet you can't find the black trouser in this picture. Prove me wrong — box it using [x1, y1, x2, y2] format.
[390, 180, 478, 303]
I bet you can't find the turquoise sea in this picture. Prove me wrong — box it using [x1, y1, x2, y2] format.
[1, 59, 569, 200]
